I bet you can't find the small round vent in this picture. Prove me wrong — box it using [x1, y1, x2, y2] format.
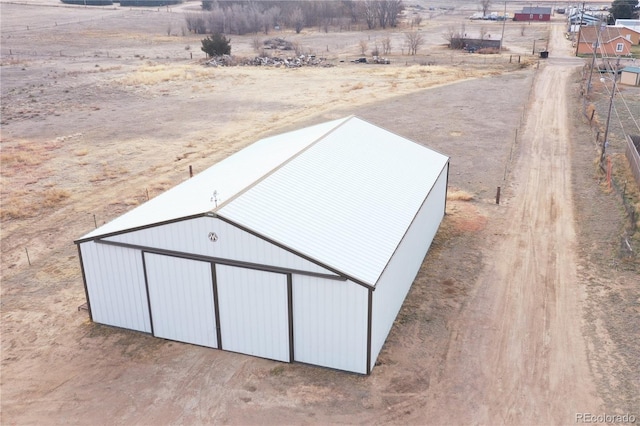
[208, 232, 219, 242]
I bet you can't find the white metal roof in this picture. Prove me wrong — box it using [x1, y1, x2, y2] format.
[78, 117, 349, 240]
[79, 116, 449, 286]
[217, 117, 449, 286]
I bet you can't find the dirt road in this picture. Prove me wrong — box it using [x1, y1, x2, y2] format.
[415, 24, 603, 424]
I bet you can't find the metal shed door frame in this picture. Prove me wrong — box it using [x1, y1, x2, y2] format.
[215, 264, 293, 363]
[143, 252, 219, 348]
[140, 250, 294, 361]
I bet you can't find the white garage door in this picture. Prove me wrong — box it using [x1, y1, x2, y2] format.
[216, 265, 290, 362]
[145, 253, 218, 348]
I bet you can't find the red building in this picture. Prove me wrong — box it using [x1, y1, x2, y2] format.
[513, 7, 552, 22]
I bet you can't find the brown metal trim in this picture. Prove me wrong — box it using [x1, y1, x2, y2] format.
[95, 238, 347, 282]
[140, 252, 155, 336]
[76, 244, 93, 322]
[366, 288, 373, 375]
[287, 274, 294, 363]
[73, 213, 208, 245]
[215, 215, 373, 289]
[211, 264, 223, 350]
[444, 161, 450, 215]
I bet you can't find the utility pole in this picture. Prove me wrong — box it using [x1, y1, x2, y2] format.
[587, 21, 606, 95]
[601, 57, 620, 165]
[500, 1, 506, 51]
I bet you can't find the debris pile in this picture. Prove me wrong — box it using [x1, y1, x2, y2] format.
[262, 38, 295, 51]
[350, 56, 391, 64]
[372, 56, 391, 64]
[204, 55, 237, 67]
[206, 54, 333, 68]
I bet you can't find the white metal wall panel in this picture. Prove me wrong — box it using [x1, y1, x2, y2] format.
[293, 276, 368, 374]
[216, 265, 289, 362]
[106, 217, 336, 276]
[80, 242, 151, 332]
[145, 254, 217, 348]
[370, 165, 448, 370]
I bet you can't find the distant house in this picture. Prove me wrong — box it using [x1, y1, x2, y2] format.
[568, 12, 603, 25]
[620, 66, 640, 86]
[513, 7, 552, 22]
[615, 25, 640, 45]
[615, 19, 640, 33]
[462, 36, 502, 51]
[575, 26, 633, 56]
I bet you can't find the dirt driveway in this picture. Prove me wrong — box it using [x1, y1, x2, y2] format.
[414, 25, 603, 424]
[1, 2, 638, 424]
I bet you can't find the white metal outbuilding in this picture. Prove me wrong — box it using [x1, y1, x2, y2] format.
[75, 116, 449, 374]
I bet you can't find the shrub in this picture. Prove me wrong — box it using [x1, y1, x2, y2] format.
[201, 33, 231, 57]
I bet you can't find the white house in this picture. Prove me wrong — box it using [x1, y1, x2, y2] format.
[75, 116, 450, 374]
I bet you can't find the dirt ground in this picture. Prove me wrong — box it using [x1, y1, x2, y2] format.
[1, 1, 638, 424]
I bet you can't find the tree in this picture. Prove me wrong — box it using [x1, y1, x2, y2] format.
[359, 39, 368, 55]
[443, 24, 465, 49]
[201, 0, 213, 11]
[608, 0, 639, 20]
[480, 0, 492, 17]
[342, 0, 359, 23]
[382, 36, 392, 54]
[386, 0, 403, 27]
[185, 13, 207, 34]
[201, 33, 231, 57]
[362, 0, 378, 29]
[289, 7, 305, 33]
[405, 31, 424, 55]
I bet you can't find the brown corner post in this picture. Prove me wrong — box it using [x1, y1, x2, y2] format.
[496, 186, 501, 204]
[189, 165, 193, 178]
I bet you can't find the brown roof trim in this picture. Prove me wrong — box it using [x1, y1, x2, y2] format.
[95, 238, 348, 282]
[215, 215, 374, 290]
[74, 213, 207, 245]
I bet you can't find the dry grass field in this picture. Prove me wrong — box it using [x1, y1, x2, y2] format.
[1, 0, 638, 424]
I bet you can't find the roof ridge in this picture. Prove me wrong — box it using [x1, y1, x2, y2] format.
[212, 116, 354, 213]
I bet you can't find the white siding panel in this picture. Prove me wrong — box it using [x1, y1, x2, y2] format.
[106, 217, 335, 276]
[145, 254, 217, 348]
[293, 276, 368, 374]
[80, 242, 151, 332]
[216, 265, 289, 362]
[370, 165, 448, 370]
